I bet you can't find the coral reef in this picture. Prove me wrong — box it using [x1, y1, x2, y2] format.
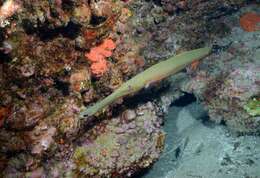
[0, 0, 259, 177]
[130, 0, 247, 61]
[0, 0, 163, 176]
[2, 102, 165, 177]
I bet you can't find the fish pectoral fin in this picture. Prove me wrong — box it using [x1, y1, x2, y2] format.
[144, 80, 161, 89]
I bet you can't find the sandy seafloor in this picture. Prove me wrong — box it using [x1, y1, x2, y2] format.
[140, 102, 260, 178]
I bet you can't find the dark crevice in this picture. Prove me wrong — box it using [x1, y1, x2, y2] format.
[171, 92, 197, 107]
[122, 82, 170, 108]
[152, 0, 162, 6]
[0, 28, 5, 42]
[203, 5, 239, 21]
[22, 19, 36, 35]
[89, 15, 107, 27]
[175, 147, 181, 159]
[22, 20, 81, 40]
[37, 24, 60, 40]
[200, 115, 217, 128]
[60, 21, 81, 39]
[53, 79, 70, 96]
[131, 167, 151, 178]
[111, 82, 170, 117]
[61, 0, 75, 11]
[0, 52, 12, 63]
[219, 119, 227, 126]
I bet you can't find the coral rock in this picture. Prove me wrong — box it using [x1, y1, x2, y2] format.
[71, 102, 165, 177]
[25, 124, 57, 156]
[5, 96, 51, 131]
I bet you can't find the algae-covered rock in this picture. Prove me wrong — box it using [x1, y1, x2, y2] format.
[71, 102, 165, 177]
[203, 65, 260, 134]
[181, 16, 260, 133]
[4, 95, 52, 130]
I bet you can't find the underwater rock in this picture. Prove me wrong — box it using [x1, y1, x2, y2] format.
[0, 129, 26, 153]
[4, 95, 51, 131]
[6, 34, 80, 78]
[131, 0, 247, 62]
[160, 0, 245, 16]
[19, 0, 70, 30]
[1, 102, 165, 177]
[181, 10, 260, 133]
[44, 96, 82, 140]
[0, 0, 21, 28]
[2, 153, 42, 176]
[0, 0, 146, 176]
[24, 123, 57, 156]
[18, 0, 91, 32]
[202, 65, 260, 133]
[94, 62, 124, 95]
[70, 102, 164, 177]
[72, 3, 91, 27]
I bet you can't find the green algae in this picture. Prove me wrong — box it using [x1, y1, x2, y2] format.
[73, 147, 99, 176]
[80, 47, 211, 118]
[243, 98, 260, 117]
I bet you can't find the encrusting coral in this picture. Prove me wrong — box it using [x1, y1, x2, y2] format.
[80, 47, 211, 118]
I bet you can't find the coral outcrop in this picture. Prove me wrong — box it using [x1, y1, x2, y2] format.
[71, 103, 165, 177]
[0, 0, 163, 176]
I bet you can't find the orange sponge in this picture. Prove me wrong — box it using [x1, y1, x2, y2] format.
[85, 39, 116, 77]
[240, 12, 260, 32]
[90, 59, 108, 77]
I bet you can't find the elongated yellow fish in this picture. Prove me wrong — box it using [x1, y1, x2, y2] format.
[80, 47, 211, 118]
